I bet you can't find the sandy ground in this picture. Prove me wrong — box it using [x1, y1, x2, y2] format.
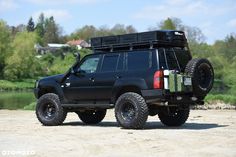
[0, 109, 236, 157]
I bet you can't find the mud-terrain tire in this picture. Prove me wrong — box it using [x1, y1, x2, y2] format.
[77, 109, 106, 124]
[158, 106, 190, 126]
[115, 92, 148, 129]
[36, 93, 67, 126]
[185, 58, 214, 99]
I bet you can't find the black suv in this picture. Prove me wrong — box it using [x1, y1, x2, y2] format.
[34, 30, 214, 129]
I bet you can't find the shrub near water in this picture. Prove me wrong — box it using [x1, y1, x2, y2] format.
[0, 79, 34, 90]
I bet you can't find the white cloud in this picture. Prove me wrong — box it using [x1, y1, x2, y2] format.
[27, 0, 108, 5]
[32, 9, 72, 22]
[133, 0, 209, 21]
[227, 19, 236, 28]
[132, 0, 236, 44]
[0, 0, 19, 12]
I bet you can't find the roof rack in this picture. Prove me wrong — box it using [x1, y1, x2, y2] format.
[91, 30, 188, 52]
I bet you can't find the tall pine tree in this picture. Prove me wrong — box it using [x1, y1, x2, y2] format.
[27, 17, 35, 32]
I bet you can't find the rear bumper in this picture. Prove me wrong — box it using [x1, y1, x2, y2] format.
[141, 89, 203, 105]
[141, 89, 165, 101]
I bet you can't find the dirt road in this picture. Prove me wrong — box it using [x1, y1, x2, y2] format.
[0, 109, 236, 157]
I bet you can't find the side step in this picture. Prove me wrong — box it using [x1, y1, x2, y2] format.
[62, 103, 114, 109]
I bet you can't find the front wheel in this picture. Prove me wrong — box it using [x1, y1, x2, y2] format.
[158, 106, 190, 126]
[36, 93, 67, 126]
[76, 109, 106, 124]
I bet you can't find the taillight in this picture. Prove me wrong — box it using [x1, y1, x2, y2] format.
[153, 70, 164, 89]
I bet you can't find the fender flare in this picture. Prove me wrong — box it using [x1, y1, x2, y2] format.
[111, 78, 148, 103]
[38, 81, 65, 101]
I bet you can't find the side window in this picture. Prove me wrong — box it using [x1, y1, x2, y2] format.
[79, 55, 100, 74]
[127, 51, 151, 71]
[165, 49, 179, 70]
[117, 53, 124, 71]
[101, 54, 119, 72]
[158, 48, 179, 70]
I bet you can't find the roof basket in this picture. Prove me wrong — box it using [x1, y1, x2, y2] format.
[91, 30, 187, 52]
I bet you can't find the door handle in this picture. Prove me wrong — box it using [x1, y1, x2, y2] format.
[116, 76, 121, 79]
[89, 77, 95, 82]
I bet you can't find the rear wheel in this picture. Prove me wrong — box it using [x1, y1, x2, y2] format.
[115, 92, 148, 129]
[158, 106, 190, 126]
[76, 109, 106, 124]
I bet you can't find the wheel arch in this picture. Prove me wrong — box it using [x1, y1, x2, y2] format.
[38, 81, 64, 101]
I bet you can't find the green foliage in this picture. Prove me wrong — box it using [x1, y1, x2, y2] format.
[23, 102, 36, 110]
[35, 13, 45, 38]
[49, 53, 76, 74]
[0, 20, 12, 78]
[43, 16, 61, 44]
[70, 24, 137, 41]
[159, 17, 177, 30]
[150, 17, 205, 43]
[205, 94, 236, 105]
[0, 79, 34, 90]
[4, 31, 42, 80]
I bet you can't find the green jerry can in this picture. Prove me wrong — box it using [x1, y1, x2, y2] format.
[169, 72, 192, 92]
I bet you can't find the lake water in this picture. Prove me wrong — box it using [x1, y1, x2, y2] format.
[0, 91, 35, 110]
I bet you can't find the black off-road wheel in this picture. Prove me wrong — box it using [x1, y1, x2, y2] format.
[76, 109, 106, 124]
[115, 92, 149, 129]
[36, 93, 67, 126]
[158, 106, 190, 126]
[185, 58, 214, 99]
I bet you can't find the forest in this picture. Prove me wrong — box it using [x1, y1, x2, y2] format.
[0, 14, 235, 104]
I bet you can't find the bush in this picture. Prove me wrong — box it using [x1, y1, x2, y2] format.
[205, 94, 236, 105]
[0, 79, 34, 90]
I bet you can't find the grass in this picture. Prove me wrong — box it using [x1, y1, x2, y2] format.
[23, 102, 36, 110]
[205, 94, 236, 105]
[0, 79, 35, 90]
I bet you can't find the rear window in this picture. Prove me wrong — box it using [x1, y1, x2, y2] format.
[127, 51, 151, 71]
[158, 48, 191, 72]
[174, 48, 191, 71]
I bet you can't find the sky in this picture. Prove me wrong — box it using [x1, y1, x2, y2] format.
[0, 0, 236, 44]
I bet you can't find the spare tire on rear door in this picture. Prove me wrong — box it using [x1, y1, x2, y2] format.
[185, 58, 214, 99]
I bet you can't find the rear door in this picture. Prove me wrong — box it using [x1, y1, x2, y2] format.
[94, 53, 122, 100]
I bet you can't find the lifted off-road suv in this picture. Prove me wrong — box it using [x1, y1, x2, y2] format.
[34, 30, 214, 129]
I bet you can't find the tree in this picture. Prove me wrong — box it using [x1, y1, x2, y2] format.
[70, 24, 137, 41]
[9, 24, 26, 37]
[27, 17, 35, 32]
[149, 17, 205, 43]
[111, 24, 127, 35]
[0, 20, 12, 78]
[126, 25, 137, 34]
[160, 18, 176, 30]
[71, 25, 97, 41]
[4, 31, 42, 80]
[35, 13, 45, 38]
[43, 16, 61, 44]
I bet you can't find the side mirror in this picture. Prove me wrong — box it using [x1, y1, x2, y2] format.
[70, 67, 75, 74]
[74, 52, 81, 62]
